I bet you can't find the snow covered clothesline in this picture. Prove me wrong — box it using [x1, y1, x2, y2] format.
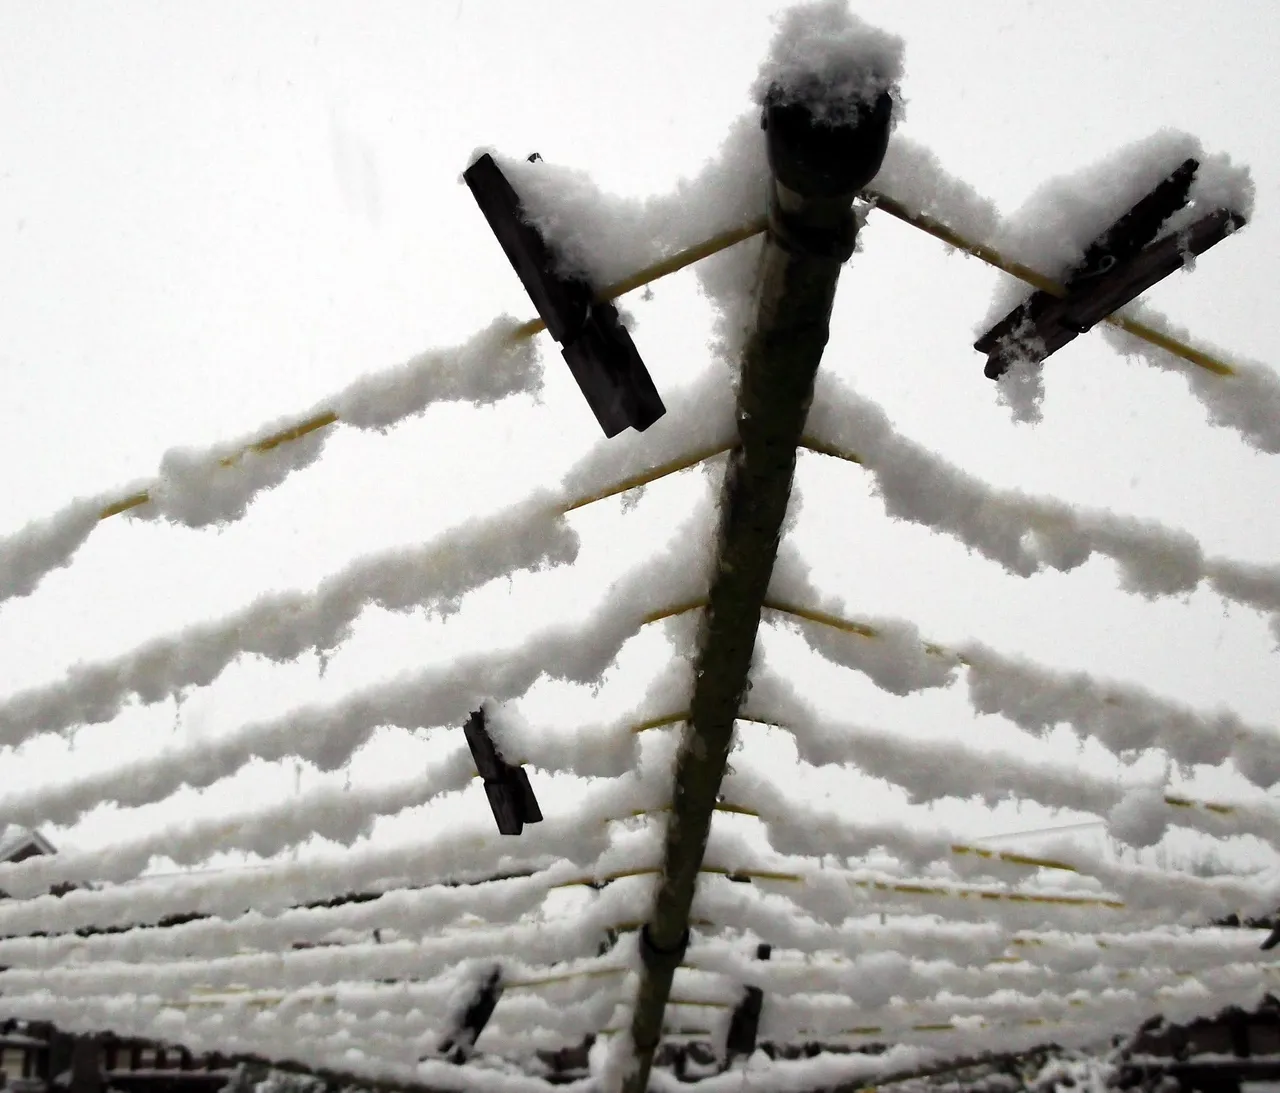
[0, 815, 591, 937]
[0, 319, 540, 606]
[0, 979, 990, 1093]
[5, 827, 1254, 983]
[0, 689, 693, 896]
[20, 347, 1263, 887]
[758, 974, 1268, 1051]
[0, 865, 571, 968]
[766, 554, 1280, 791]
[7, 943, 1264, 1061]
[3, 101, 1273, 642]
[804, 372, 1280, 640]
[0, 505, 714, 832]
[5, 343, 1272, 858]
[723, 766, 1278, 924]
[0, 988, 607, 1093]
[104, 951, 1244, 1047]
[0, 891, 645, 999]
[0, 104, 772, 611]
[0, 759, 723, 938]
[744, 667, 1280, 852]
[0, 360, 732, 752]
[687, 933, 1280, 1019]
[758, 865, 1166, 937]
[0, 927, 1268, 1083]
[0, 834, 1270, 1084]
[0, 495, 576, 745]
[693, 874, 1276, 974]
[0, 784, 772, 945]
[0, 972, 1264, 1090]
[1102, 299, 1280, 456]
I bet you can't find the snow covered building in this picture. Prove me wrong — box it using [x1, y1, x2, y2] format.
[0, 1023, 234, 1093]
[0, 830, 55, 873]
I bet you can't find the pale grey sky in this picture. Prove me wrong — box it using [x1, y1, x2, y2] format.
[1, 1, 1279, 867]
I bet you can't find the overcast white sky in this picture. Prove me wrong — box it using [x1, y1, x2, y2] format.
[1, 1, 1279, 871]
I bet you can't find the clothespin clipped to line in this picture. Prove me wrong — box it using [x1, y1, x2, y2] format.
[724, 943, 772, 1065]
[977, 157, 1247, 380]
[463, 707, 543, 836]
[436, 966, 505, 1064]
[463, 152, 666, 438]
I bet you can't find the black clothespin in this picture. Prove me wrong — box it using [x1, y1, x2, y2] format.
[977, 157, 1247, 379]
[724, 943, 772, 1064]
[437, 966, 504, 1064]
[463, 707, 542, 836]
[463, 152, 666, 437]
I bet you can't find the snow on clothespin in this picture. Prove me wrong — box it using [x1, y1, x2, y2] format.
[724, 942, 772, 1065]
[438, 966, 504, 1064]
[977, 157, 1247, 379]
[462, 707, 543, 836]
[463, 152, 666, 437]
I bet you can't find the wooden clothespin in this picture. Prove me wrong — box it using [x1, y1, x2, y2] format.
[438, 966, 504, 1064]
[724, 942, 772, 1064]
[462, 707, 542, 836]
[977, 157, 1246, 379]
[464, 153, 666, 437]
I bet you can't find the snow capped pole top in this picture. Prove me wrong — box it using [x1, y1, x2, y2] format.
[753, 0, 902, 262]
[751, 0, 904, 127]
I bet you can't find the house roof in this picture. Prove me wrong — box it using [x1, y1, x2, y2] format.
[0, 825, 56, 864]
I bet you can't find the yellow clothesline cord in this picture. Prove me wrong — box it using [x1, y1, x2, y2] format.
[864, 191, 1238, 377]
[90, 223, 766, 527]
[762, 600, 1262, 829]
[85, 185, 1242, 536]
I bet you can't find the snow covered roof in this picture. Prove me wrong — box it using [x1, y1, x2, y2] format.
[0, 827, 55, 866]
